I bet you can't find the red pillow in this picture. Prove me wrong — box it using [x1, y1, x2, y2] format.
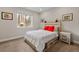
[48, 26, 55, 32]
[43, 26, 49, 30]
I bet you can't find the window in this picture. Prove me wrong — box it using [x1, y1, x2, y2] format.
[17, 14, 32, 28]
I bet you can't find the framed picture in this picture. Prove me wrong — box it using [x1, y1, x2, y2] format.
[62, 13, 73, 21]
[1, 12, 13, 20]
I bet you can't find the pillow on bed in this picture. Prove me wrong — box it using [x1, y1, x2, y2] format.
[47, 26, 55, 32]
[43, 26, 49, 30]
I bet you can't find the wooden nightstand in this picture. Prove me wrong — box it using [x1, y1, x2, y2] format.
[59, 32, 71, 45]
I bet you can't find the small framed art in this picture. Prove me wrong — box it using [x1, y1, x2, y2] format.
[1, 12, 13, 20]
[62, 13, 73, 21]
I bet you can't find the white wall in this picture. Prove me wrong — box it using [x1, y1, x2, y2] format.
[1, 7, 79, 43]
[0, 7, 40, 40]
[40, 7, 79, 42]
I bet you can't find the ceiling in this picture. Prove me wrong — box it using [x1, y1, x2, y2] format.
[24, 7, 52, 13]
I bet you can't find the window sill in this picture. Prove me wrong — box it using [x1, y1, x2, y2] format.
[17, 25, 34, 28]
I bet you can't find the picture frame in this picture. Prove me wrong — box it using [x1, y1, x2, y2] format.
[1, 12, 13, 20]
[62, 13, 73, 21]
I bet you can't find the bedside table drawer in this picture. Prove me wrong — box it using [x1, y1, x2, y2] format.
[60, 32, 71, 45]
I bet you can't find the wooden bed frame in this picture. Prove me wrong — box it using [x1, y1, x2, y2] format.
[24, 37, 58, 52]
[24, 22, 59, 52]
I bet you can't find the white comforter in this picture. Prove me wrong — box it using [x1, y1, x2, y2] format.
[24, 29, 58, 52]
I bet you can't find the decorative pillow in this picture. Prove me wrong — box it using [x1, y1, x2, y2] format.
[47, 26, 55, 32]
[43, 26, 49, 30]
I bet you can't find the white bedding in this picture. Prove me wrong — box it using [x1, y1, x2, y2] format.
[24, 29, 58, 52]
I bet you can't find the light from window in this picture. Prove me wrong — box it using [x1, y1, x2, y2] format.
[17, 14, 32, 28]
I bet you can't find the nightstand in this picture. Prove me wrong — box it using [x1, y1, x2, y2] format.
[59, 32, 71, 45]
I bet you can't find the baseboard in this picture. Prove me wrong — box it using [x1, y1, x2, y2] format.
[0, 35, 24, 43]
[73, 40, 79, 45]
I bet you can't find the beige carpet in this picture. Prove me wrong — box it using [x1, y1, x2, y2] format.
[0, 38, 34, 52]
[0, 38, 79, 52]
[46, 41, 79, 52]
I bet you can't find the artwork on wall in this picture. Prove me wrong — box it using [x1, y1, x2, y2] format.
[55, 20, 59, 22]
[62, 13, 73, 21]
[41, 19, 47, 23]
[44, 20, 47, 23]
[41, 19, 44, 23]
[1, 12, 13, 20]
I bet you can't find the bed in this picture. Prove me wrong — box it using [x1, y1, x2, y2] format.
[24, 29, 58, 52]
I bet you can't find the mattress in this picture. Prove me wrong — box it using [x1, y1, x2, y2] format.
[24, 29, 58, 52]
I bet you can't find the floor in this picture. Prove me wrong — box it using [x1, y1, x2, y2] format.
[0, 38, 79, 52]
[46, 41, 79, 52]
[0, 38, 34, 52]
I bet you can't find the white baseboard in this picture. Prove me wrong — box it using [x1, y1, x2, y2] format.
[0, 35, 24, 43]
[73, 40, 79, 44]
